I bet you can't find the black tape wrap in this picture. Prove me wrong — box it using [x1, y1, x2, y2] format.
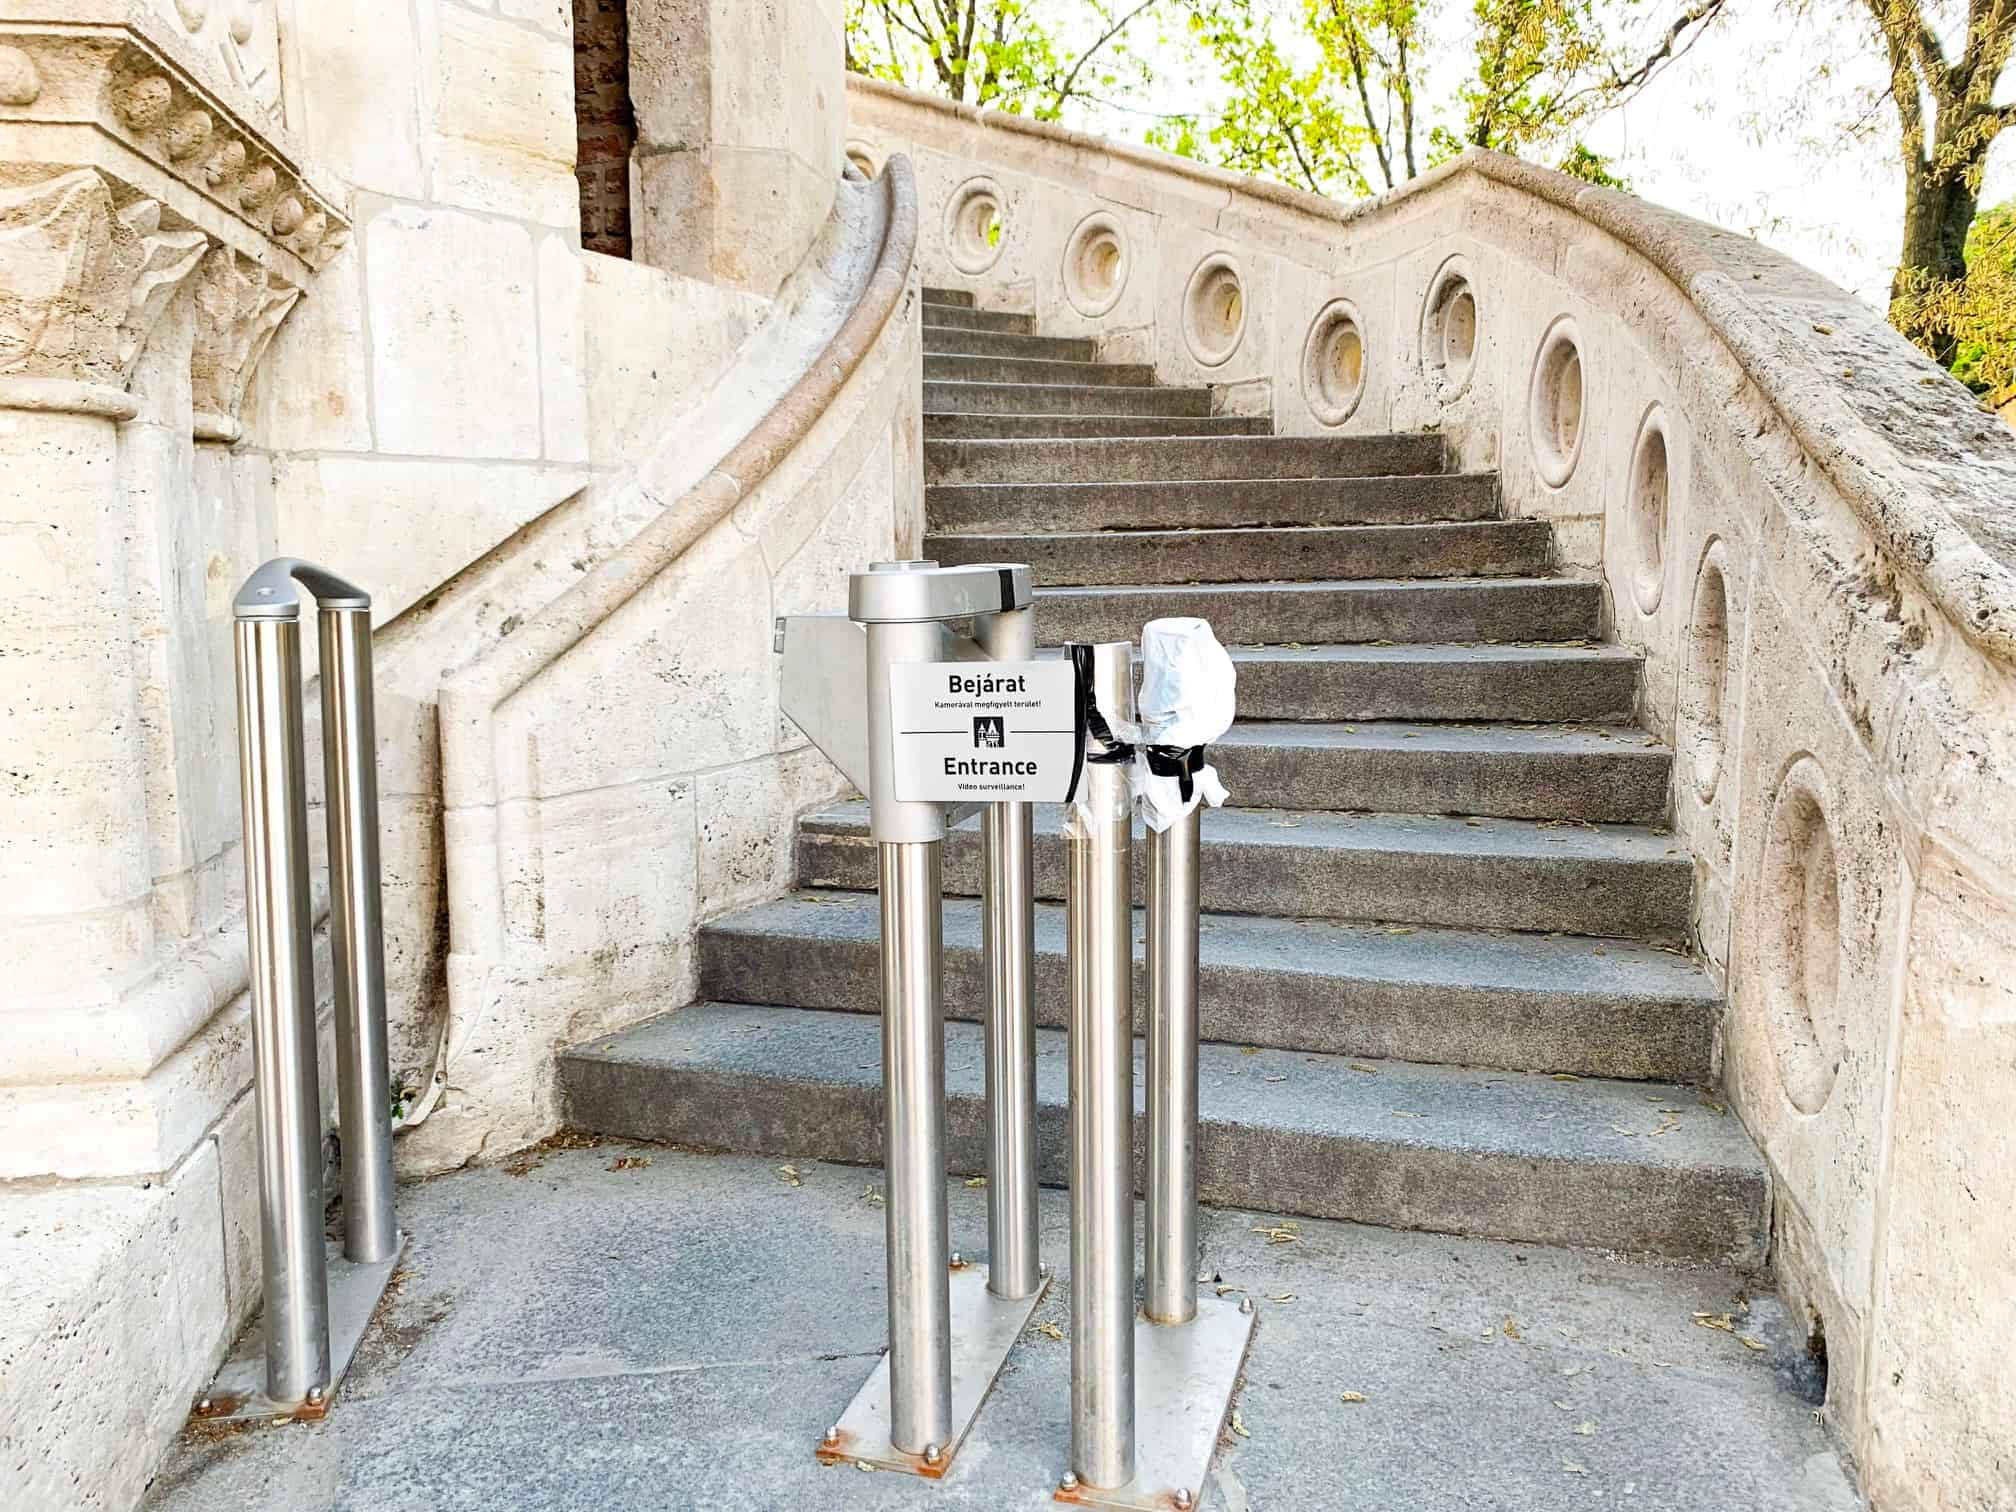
[1143, 742, 1208, 803]
[1066, 644, 1136, 808]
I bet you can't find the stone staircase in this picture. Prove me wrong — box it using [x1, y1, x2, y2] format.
[560, 287, 1769, 1268]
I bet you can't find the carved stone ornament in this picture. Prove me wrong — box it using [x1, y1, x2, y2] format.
[190, 240, 297, 440]
[0, 168, 207, 390]
[0, 6, 348, 275]
[0, 4, 347, 419]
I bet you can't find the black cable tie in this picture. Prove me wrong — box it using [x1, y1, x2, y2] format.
[1144, 743, 1208, 803]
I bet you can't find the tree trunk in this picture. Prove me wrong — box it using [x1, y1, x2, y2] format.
[1892, 161, 1977, 366]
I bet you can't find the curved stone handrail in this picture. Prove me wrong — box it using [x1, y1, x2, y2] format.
[851, 75, 2016, 666]
[421, 154, 919, 1155]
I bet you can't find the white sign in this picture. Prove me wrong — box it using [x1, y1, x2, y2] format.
[889, 659, 1079, 803]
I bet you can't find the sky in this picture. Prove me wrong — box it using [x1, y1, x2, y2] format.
[1064, 0, 2016, 308]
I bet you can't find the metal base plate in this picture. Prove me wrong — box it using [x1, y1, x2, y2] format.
[1057, 1293, 1257, 1510]
[817, 1262, 1052, 1477]
[195, 1233, 407, 1425]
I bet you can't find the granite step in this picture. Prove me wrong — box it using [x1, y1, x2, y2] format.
[924, 353, 1156, 387]
[1210, 720, 1671, 823]
[795, 801, 1693, 942]
[920, 326, 1099, 360]
[925, 413, 1272, 440]
[1228, 643, 1640, 723]
[1034, 576, 1604, 647]
[923, 380, 1212, 416]
[698, 890, 1720, 1080]
[925, 434, 1448, 486]
[918, 301, 1034, 333]
[926, 473, 1501, 533]
[926, 520, 1552, 585]
[559, 1003, 1767, 1264]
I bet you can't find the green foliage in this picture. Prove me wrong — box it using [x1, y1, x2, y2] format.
[1146, 1, 1379, 194]
[1152, 0, 1721, 198]
[844, 0, 1168, 120]
[1897, 199, 2016, 405]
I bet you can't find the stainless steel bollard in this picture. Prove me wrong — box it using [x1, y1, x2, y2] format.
[234, 612, 333, 1405]
[864, 605, 955, 1455]
[1066, 640, 1137, 1490]
[879, 839, 953, 1452]
[319, 607, 398, 1264]
[232, 558, 399, 1410]
[1145, 806, 1202, 1324]
[977, 606, 1041, 1303]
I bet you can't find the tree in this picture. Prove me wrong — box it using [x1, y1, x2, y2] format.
[1906, 197, 2016, 400]
[1147, 0, 1728, 198]
[843, 0, 1172, 120]
[1848, 0, 2016, 366]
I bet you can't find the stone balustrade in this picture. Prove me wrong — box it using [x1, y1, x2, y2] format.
[848, 74, 2016, 1512]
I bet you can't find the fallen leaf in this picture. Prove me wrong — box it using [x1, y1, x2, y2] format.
[857, 1461, 875, 1473]
[1240, 1046, 1261, 1056]
[1384, 926, 1416, 936]
[1575, 1422, 1595, 1436]
[1263, 1074, 1288, 1083]
[779, 1164, 802, 1187]
[1215, 1284, 1245, 1298]
[1230, 1411, 1251, 1438]
[1692, 1312, 1736, 1333]
[1340, 1391, 1368, 1403]
[1503, 1317, 1522, 1341]
[1034, 1321, 1064, 1341]
[1392, 1110, 1423, 1118]
[1551, 1073, 1581, 1082]
[1268, 1293, 1297, 1303]
[1739, 1335, 1768, 1352]
[1348, 1062, 1379, 1074]
[1564, 1462, 1589, 1475]
[965, 1176, 988, 1187]
[862, 1185, 884, 1207]
[1251, 1220, 1301, 1245]
[1553, 1399, 1573, 1411]
[607, 1155, 652, 1172]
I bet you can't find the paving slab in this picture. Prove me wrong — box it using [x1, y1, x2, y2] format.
[145, 1149, 1858, 1512]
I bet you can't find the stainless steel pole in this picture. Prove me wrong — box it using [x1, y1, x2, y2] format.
[1145, 805, 1201, 1324]
[977, 606, 1040, 1302]
[879, 839, 952, 1456]
[1067, 640, 1137, 1490]
[233, 613, 332, 1405]
[317, 605, 398, 1264]
[864, 602, 954, 1460]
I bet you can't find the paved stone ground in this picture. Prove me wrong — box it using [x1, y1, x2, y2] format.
[146, 1143, 1862, 1512]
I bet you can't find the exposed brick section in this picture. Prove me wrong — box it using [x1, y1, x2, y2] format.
[573, 0, 635, 258]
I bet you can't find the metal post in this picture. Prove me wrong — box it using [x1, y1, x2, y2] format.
[1067, 640, 1137, 1491]
[865, 605, 954, 1458]
[878, 840, 952, 1455]
[1145, 806, 1201, 1324]
[977, 605, 1040, 1302]
[233, 612, 332, 1405]
[317, 605, 398, 1264]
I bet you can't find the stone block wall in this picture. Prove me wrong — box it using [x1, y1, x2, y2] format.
[846, 76, 2016, 1512]
[0, 4, 892, 1506]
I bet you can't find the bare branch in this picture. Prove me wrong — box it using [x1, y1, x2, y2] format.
[1049, 0, 1164, 112]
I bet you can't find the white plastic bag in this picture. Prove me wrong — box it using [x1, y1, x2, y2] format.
[1133, 617, 1235, 832]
